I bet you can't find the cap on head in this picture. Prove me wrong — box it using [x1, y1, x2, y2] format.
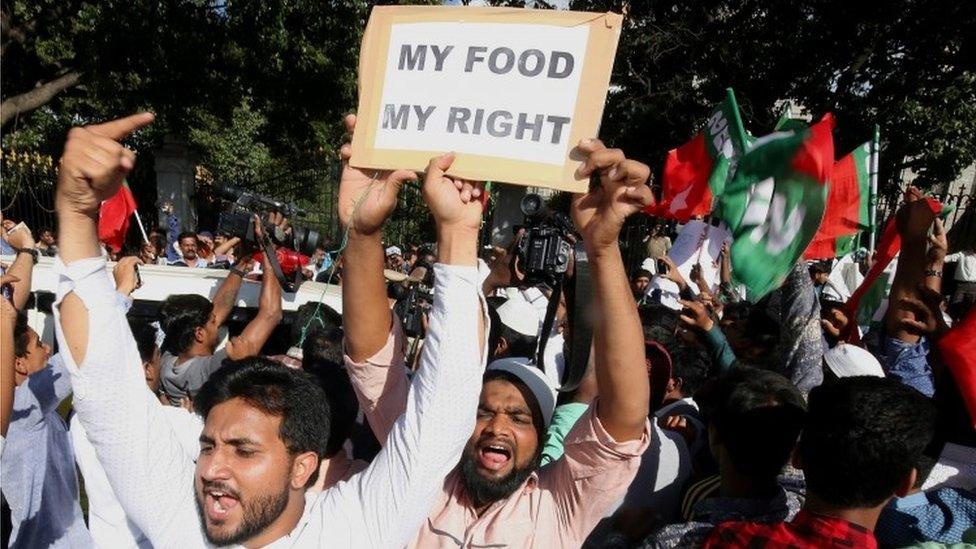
[823, 343, 884, 379]
[385, 246, 402, 257]
[487, 358, 557, 429]
[495, 296, 541, 338]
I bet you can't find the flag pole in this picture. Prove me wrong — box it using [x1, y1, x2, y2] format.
[868, 124, 880, 251]
[133, 209, 150, 245]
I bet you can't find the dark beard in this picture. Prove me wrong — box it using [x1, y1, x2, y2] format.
[195, 483, 290, 547]
[458, 450, 540, 509]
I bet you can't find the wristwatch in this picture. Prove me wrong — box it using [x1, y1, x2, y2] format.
[14, 247, 38, 264]
[229, 265, 248, 278]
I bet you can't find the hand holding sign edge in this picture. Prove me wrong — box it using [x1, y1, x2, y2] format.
[339, 113, 419, 236]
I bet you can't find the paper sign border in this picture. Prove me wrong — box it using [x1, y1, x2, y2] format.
[350, 6, 622, 193]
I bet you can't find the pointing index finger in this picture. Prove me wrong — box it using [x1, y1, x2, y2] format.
[87, 112, 155, 141]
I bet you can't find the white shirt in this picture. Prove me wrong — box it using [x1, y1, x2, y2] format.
[946, 251, 976, 282]
[53, 255, 487, 548]
[70, 407, 203, 549]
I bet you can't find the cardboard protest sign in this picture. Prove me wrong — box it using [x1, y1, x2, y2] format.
[350, 6, 623, 192]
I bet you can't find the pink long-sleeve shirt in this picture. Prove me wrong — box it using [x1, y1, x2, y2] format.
[345, 317, 651, 548]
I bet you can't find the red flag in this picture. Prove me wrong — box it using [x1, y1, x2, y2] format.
[938, 307, 976, 429]
[98, 183, 138, 253]
[803, 141, 873, 260]
[648, 134, 716, 221]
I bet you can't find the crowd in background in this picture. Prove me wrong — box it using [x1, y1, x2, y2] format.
[0, 112, 975, 549]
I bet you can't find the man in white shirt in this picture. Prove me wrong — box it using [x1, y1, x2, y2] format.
[946, 246, 976, 319]
[71, 317, 202, 549]
[52, 112, 488, 548]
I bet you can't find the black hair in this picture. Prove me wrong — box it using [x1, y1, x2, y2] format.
[291, 303, 342, 348]
[39, 226, 55, 236]
[632, 269, 653, 280]
[486, 298, 538, 361]
[158, 294, 214, 355]
[177, 231, 197, 243]
[195, 357, 331, 487]
[127, 318, 158, 364]
[498, 324, 537, 360]
[308, 367, 359, 458]
[640, 303, 679, 343]
[799, 376, 937, 508]
[13, 310, 30, 358]
[669, 344, 710, 398]
[696, 367, 807, 479]
[808, 261, 831, 275]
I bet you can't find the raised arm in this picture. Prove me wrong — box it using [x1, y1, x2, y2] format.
[224, 247, 282, 361]
[2, 223, 36, 310]
[212, 236, 240, 257]
[884, 188, 939, 343]
[572, 140, 653, 441]
[208, 255, 250, 329]
[53, 114, 205, 547]
[332, 151, 488, 547]
[1, 293, 16, 438]
[339, 114, 417, 362]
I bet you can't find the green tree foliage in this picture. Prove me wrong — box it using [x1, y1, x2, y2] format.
[1, 0, 366, 194]
[572, 0, 976, 197]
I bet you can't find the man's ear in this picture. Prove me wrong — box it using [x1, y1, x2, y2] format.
[495, 336, 509, 357]
[13, 356, 30, 377]
[291, 451, 320, 490]
[194, 326, 206, 344]
[895, 467, 918, 498]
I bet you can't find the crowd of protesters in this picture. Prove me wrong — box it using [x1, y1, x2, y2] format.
[0, 109, 975, 549]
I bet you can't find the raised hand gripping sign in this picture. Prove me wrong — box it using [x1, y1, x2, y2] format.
[350, 6, 623, 192]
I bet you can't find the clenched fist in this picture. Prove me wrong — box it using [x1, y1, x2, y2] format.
[56, 113, 155, 217]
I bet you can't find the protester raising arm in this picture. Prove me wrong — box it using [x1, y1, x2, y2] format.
[1, 291, 16, 440]
[53, 113, 209, 547]
[339, 114, 418, 364]
[223, 236, 282, 361]
[572, 138, 653, 441]
[881, 188, 941, 395]
[2, 223, 36, 310]
[327, 113, 489, 545]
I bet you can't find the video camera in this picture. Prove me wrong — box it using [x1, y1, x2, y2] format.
[516, 193, 576, 285]
[215, 185, 322, 257]
[215, 185, 324, 292]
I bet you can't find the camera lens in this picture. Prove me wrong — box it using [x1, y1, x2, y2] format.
[520, 193, 544, 217]
[292, 226, 321, 256]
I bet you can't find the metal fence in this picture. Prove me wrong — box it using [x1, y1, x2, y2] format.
[877, 190, 976, 250]
[0, 149, 58, 231]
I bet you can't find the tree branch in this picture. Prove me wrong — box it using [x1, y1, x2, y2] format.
[0, 71, 81, 128]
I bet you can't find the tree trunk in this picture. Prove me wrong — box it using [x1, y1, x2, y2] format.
[0, 71, 81, 128]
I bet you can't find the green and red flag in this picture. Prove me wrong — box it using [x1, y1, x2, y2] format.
[719, 114, 835, 300]
[98, 181, 138, 253]
[646, 88, 748, 222]
[804, 137, 876, 259]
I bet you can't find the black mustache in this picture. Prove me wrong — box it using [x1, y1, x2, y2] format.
[201, 480, 240, 500]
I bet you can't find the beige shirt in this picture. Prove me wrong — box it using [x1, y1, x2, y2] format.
[345, 319, 652, 548]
